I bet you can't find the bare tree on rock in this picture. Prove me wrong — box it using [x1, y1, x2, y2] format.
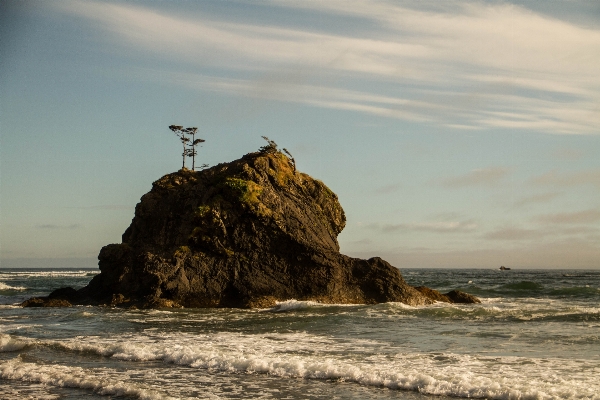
[169, 125, 206, 170]
[259, 136, 278, 154]
[183, 127, 205, 170]
[169, 125, 188, 169]
[282, 148, 296, 173]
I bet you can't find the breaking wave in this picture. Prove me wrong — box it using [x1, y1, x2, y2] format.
[0, 359, 173, 400]
[0, 283, 27, 291]
[0, 270, 97, 279]
[0, 334, 28, 352]
[10, 332, 594, 400]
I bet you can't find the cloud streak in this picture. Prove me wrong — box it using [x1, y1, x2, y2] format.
[531, 169, 600, 189]
[512, 192, 561, 208]
[67, 205, 131, 210]
[441, 167, 511, 188]
[484, 223, 599, 241]
[370, 219, 478, 234]
[484, 226, 549, 241]
[53, 0, 600, 135]
[36, 224, 81, 230]
[374, 183, 402, 195]
[534, 210, 600, 225]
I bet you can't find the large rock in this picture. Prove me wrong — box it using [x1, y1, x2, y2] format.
[24, 149, 479, 308]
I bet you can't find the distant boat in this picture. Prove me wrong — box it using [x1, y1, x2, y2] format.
[499, 266, 511, 270]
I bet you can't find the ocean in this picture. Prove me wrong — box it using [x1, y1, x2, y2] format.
[0, 267, 598, 400]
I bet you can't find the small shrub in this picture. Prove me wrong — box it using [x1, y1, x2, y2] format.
[223, 178, 262, 206]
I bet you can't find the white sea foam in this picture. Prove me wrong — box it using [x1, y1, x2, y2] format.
[78, 311, 94, 317]
[0, 305, 21, 309]
[0, 270, 97, 279]
[268, 299, 321, 312]
[261, 299, 360, 312]
[405, 296, 600, 323]
[0, 282, 27, 291]
[0, 334, 28, 352]
[387, 302, 417, 309]
[39, 331, 600, 400]
[0, 359, 174, 400]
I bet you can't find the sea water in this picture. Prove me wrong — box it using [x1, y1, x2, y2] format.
[1, 268, 599, 400]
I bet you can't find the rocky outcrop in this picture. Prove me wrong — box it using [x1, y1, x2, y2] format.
[24, 149, 479, 308]
[445, 290, 481, 304]
[414, 286, 452, 303]
[414, 287, 481, 304]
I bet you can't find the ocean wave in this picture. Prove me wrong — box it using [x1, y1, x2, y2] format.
[548, 286, 600, 297]
[0, 270, 98, 279]
[0, 359, 174, 400]
[0, 334, 28, 352]
[447, 280, 600, 300]
[500, 281, 544, 291]
[380, 297, 600, 323]
[261, 299, 362, 313]
[38, 332, 600, 400]
[0, 380, 60, 400]
[0, 304, 23, 310]
[268, 299, 321, 312]
[386, 301, 418, 309]
[0, 282, 27, 291]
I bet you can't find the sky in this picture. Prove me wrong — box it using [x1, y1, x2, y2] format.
[1, 0, 599, 269]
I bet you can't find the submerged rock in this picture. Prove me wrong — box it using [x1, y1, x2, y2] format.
[414, 287, 481, 304]
[414, 286, 451, 303]
[445, 290, 481, 304]
[21, 298, 72, 307]
[24, 149, 479, 308]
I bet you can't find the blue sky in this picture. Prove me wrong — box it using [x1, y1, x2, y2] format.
[1, 0, 599, 268]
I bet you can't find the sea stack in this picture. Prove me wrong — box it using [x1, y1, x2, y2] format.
[24, 147, 479, 308]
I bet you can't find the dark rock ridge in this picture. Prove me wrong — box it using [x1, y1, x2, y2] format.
[23, 150, 479, 308]
[414, 287, 481, 304]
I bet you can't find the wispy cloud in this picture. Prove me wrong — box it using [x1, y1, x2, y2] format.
[531, 169, 600, 189]
[370, 219, 478, 234]
[484, 222, 599, 241]
[374, 183, 402, 195]
[67, 205, 131, 210]
[349, 238, 373, 246]
[53, 0, 600, 135]
[512, 192, 561, 208]
[484, 226, 549, 241]
[552, 148, 586, 161]
[149, 71, 434, 122]
[534, 209, 600, 225]
[441, 167, 511, 188]
[36, 224, 82, 230]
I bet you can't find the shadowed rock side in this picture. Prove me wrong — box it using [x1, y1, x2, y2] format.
[23, 150, 480, 308]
